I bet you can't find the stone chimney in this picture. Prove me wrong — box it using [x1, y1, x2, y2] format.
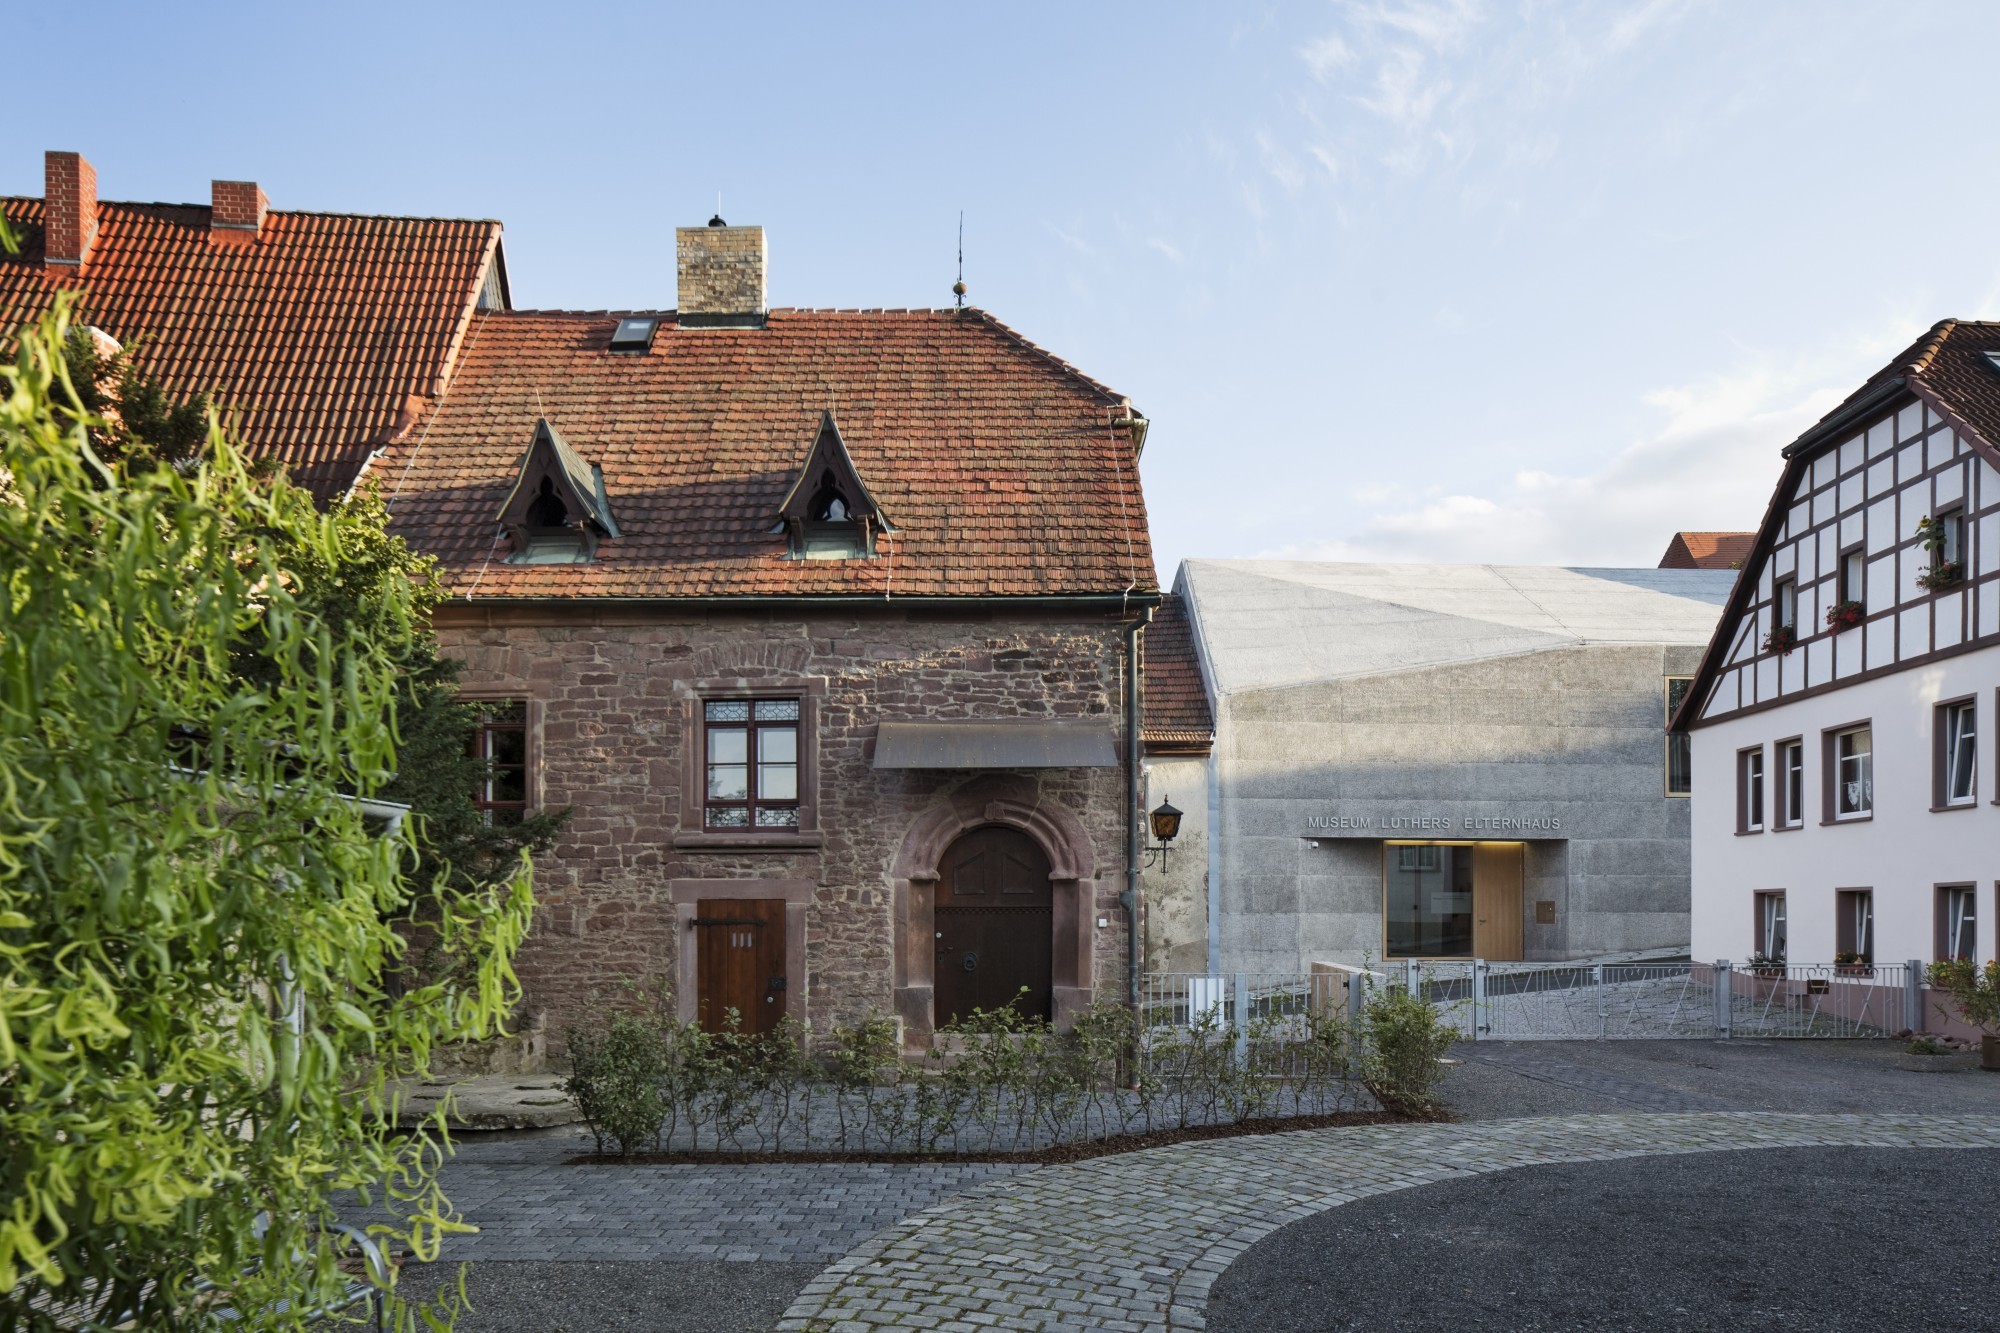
[43, 151, 98, 269]
[211, 179, 269, 234]
[675, 216, 766, 326]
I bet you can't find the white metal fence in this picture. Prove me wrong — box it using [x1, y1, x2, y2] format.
[1145, 960, 1925, 1042]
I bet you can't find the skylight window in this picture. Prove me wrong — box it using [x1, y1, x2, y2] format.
[608, 317, 659, 354]
[1984, 350, 2000, 373]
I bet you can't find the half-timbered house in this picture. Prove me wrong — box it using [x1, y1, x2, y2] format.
[1675, 321, 2000, 971]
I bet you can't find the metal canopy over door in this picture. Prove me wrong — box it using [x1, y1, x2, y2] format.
[1472, 843, 1525, 962]
[934, 826, 1053, 1025]
[693, 897, 787, 1035]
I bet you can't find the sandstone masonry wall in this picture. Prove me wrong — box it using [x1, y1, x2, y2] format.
[435, 607, 1135, 1051]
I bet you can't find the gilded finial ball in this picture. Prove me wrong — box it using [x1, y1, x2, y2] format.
[952, 280, 967, 298]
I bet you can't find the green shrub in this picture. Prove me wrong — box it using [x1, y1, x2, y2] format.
[1359, 985, 1458, 1115]
[563, 1011, 670, 1155]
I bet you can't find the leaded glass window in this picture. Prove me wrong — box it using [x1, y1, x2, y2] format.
[704, 698, 802, 830]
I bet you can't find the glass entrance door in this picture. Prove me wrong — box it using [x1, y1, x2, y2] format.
[1384, 841, 1526, 960]
[1384, 843, 1473, 957]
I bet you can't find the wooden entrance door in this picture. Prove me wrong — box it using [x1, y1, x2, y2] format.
[694, 898, 787, 1035]
[1472, 844, 1524, 961]
[934, 826, 1053, 1026]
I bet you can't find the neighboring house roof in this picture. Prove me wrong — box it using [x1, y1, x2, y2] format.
[1141, 594, 1214, 751]
[1671, 319, 2000, 730]
[374, 308, 1157, 600]
[1179, 560, 1733, 697]
[0, 197, 503, 501]
[1658, 532, 1754, 570]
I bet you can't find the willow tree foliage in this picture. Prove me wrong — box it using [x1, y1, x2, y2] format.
[0, 296, 533, 1329]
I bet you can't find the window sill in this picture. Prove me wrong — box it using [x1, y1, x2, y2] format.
[1734, 827, 1765, 837]
[1820, 815, 1874, 826]
[673, 831, 824, 851]
[1929, 801, 1978, 814]
[1771, 822, 1804, 833]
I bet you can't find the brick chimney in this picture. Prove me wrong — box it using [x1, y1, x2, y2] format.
[675, 216, 766, 327]
[43, 151, 98, 268]
[211, 179, 269, 234]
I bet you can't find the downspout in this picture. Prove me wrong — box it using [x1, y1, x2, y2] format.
[1122, 609, 1151, 1013]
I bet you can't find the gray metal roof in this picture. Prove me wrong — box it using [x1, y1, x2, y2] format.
[1179, 560, 1736, 696]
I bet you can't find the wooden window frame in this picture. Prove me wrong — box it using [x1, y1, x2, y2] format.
[700, 698, 803, 832]
[1936, 882, 1979, 963]
[1773, 736, 1805, 831]
[1735, 745, 1765, 834]
[1773, 577, 1797, 634]
[467, 696, 539, 824]
[1933, 694, 1978, 811]
[1821, 719, 1873, 824]
[674, 677, 825, 850]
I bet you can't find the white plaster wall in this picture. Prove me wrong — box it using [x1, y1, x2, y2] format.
[1141, 754, 1211, 974]
[1690, 639, 2000, 965]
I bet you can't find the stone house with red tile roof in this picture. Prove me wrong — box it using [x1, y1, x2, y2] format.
[367, 222, 1160, 1049]
[4, 155, 1168, 1052]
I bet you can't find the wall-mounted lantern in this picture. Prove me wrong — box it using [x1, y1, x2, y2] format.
[1143, 797, 1183, 872]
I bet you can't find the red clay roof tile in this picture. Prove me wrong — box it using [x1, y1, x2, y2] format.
[0, 197, 500, 501]
[1141, 594, 1213, 749]
[373, 308, 1158, 599]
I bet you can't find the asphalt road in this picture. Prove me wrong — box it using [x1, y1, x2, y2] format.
[385, 1259, 821, 1333]
[1207, 1147, 2000, 1332]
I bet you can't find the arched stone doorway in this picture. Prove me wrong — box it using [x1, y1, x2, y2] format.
[891, 775, 1099, 1042]
[934, 826, 1054, 1024]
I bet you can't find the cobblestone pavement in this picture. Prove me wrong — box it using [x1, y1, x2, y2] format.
[775, 1112, 2000, 1332]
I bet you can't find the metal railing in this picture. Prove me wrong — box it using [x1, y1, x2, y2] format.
[1144, 959, 1922, 1041]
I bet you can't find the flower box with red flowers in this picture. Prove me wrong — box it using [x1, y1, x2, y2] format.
[1917, 560, 1965, 592]
[1762, 623, 1798, 655]
[1825, 600, 1865, 631]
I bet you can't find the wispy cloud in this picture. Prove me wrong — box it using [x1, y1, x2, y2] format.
[1260, 315, 1924, 567]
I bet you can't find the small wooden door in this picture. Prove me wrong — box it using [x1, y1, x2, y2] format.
[934, 826, 1053, 1026]
[1472, 844, 1525, 962]
[694, 898, 787, 1035]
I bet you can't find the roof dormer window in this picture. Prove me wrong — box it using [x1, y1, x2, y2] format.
[775, 412, 892, 561]
[498, 418, 620, 564]
[608, 317, 659, 354]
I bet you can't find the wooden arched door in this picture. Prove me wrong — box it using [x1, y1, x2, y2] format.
[934, 825, 1053, 1025]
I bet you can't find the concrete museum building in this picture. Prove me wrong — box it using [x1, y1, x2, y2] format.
[1677, 320, 2000, 972]
[1158, 560, 1733, 976]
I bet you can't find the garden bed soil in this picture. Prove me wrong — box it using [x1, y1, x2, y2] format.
[563, 1107, 1447, 1166]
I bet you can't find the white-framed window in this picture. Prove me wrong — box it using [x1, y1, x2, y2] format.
[1776, 739, 1804, 829]
[1774, 577, 1796, 632]
[1737, 747, 1765, 833]
[1831, 725, 1872, 820]
[1939, 885, 1979, 962]
[1939, 699, 1977, 807]
[1755, 891, 1787, 963]
[1838, 547, 1866, 609]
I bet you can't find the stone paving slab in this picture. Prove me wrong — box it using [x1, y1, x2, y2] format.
[775, 1112, 2000, 1332]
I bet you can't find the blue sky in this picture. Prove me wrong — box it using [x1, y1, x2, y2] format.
[14, 2, 2000, 579]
